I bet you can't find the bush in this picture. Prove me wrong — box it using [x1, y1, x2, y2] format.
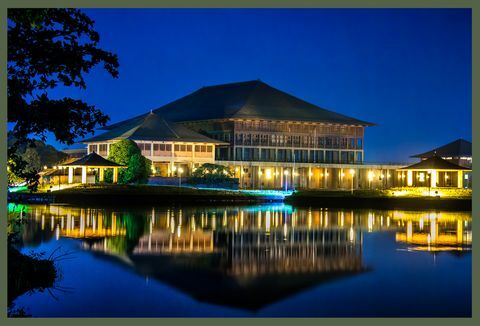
[191, 163, 233, 180]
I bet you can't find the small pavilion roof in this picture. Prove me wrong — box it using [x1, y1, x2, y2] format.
[411, 139, 472, 158]
[401, 156, 470, 170]
[83, 112, 227, 144]
[60, 152, 125, 168]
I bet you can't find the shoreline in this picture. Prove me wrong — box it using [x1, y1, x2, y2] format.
[8, 185, 472, 210]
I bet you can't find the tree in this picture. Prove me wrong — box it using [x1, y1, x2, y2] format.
[8, 9, 119, 188]
[107, 140, 151, 184]
[21, 147, 42, 174]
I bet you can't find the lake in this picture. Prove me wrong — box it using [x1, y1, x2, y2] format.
[7, 203, 472, 317]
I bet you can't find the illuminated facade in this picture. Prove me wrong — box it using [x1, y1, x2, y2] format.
[83, 112, 226, 176]
[91, 80, 403, 189]
[397, 155, 472, 189]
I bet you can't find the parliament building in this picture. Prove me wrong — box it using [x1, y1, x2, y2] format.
[83, 80, 406, 190]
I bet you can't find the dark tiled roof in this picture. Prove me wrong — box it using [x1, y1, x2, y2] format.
[103, 80, 374, 130]
[411, 139, 472, 158]
[61, 152, 125, 167]
[401, 156, 470, 170]
[83, 112, 226, 144]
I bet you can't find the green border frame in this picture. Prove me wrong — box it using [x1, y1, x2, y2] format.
[1, 0, 477, 324]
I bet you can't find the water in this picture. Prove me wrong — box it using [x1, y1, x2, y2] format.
[8, 203, 471, 317]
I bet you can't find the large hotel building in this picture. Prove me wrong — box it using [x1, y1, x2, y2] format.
[83, 80, 467, 190]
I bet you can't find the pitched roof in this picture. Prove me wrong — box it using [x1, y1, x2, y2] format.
[83, 112, 226, 144]
[411, 139, 472, 158]
[60, 152, 125, 167]
[103, 80, 374, 130]
[401, 155, 470, 170]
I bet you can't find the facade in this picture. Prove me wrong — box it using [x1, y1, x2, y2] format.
[83, 112, 227, 176]
[397, 155, 471, 189]
[96, 80, 403, 190]
[411, 139, 472, 168]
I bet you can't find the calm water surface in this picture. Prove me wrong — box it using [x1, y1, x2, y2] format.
[8, 203, 471, 317]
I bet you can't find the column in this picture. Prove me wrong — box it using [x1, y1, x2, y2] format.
[113, 167, 118, 184]
[68, 167, 74, 184]
[407, 170, 413, 186]
[81, 166, 87, 184]
[431, 170, 437, 188]
[354, 168, 359, 189]
[307, 166, 312, 189]
[457, 171, 463, 188]
[99, 168, 105, 182]
[324, 168, 328, 189]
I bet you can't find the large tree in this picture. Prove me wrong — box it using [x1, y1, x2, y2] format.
[8, 8, 119, 187]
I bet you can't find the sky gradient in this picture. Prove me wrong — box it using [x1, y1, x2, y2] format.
[45, 8, 471, 163]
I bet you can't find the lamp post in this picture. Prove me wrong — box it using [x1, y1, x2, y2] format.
[349, 169, 355, 194]
[284, 169, 289, 191]
[178, 167, 184, 187]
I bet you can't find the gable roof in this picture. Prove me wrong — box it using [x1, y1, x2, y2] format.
[401, 155, 470, 170]
[60, 152, 125, 167]
[83, 112, 226, 144]
[411, 139, 472, 158]
[103, 80, 374, 130]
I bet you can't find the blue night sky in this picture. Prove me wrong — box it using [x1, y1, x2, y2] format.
[44, 8, 471, 163]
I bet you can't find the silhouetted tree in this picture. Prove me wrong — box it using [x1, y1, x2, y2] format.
[8, 8, 119, 188]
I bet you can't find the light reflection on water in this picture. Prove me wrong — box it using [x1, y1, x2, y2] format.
[7, 203, 472, 317]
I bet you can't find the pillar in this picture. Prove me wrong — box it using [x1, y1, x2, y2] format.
[68, 167, 74, 184]
[99, 168, 105, 182]
[407, 170, 413, 186]
[324, 168, 328, 189]
[430, 170, 437, 188]
[113, 167, 118, 184]
[354, 168, 359, 189]
[457, 171, 463, 188]
[81, 166, 87, 184]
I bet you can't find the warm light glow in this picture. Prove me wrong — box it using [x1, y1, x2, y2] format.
[265, 169, 272, 180]
[172, 166, 177, 172]
[349, 169, 355, 176]
[178, 167, 184, 174]
[419, 172, 425, 182]
[340, 172, 345, 177]
[258, 170, 263, 177]
[309, 171, 313, 177]
[44, 165, 48, 170]
[284, 170, 289, 176]
[368, 171, 375, 182]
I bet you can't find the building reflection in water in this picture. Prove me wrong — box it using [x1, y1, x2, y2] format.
[8, 203, 472, 310]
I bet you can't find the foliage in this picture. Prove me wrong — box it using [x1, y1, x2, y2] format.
[22, 147, 42, 174]
[107, 140, 151, 184]
[8, 8, 119, 187]
[191, 163, 234, 180]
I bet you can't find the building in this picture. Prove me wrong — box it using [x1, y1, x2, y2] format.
[91, 80, 403, 190]
[397, 155, 471, 189]
[411, 139, 472, 168]
[83, 111, 227, 176]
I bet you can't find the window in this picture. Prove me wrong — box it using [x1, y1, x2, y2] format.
[99, 144, 108, 156]
[207, 146, 212, 152]
[356, 138, 363, 149]
[88, 144, 98, 153]
[174, 145, 180, 151]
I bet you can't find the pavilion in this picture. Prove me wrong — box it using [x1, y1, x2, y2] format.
[397, 155, 471, 188]
[58, 152, 126, 184]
